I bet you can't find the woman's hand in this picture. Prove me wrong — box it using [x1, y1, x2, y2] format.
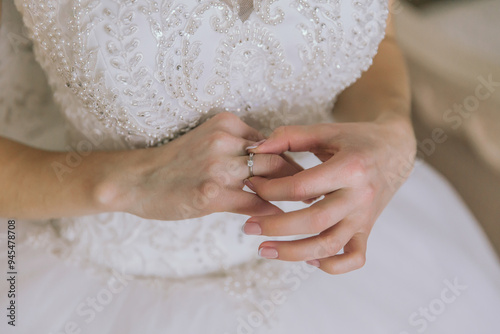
[240, 0, 416, 275]
[242, 116, 416, 274]
[99, 112, 303, 221]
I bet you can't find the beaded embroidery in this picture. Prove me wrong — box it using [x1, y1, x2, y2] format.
[15, 0, 387, 148]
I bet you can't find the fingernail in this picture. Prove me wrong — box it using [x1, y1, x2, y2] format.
[242, 222, 262, 235]
[303, 197, 320, 205]
[306, 260, 321, 268]
[243, 179, 256, 192]
[258, 247, 278, 259]
[246, 139, 266, 151]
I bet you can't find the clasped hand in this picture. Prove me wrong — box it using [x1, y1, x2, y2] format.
[123, 112, 415, 275]
[243, 118, 416, 275]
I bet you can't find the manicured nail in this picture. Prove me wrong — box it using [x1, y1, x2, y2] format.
[242, 222, 262, 235]
[258, 247, 278, 259]
[246, 139, 266, 151]
[243, 179, 256, 192]
[306, 260, 321, 268]
[303, 196, 320, 205]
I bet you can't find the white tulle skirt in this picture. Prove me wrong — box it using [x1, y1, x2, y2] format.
[1, 160, 499, 334]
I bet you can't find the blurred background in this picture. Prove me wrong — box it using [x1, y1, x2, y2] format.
[395, 0, 500, 255]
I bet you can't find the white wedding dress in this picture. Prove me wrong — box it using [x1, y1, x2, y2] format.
[1, 0, 500, 333]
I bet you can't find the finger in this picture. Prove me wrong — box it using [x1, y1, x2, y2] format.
[248, 149, 364, 201]
[279, 153, 304, 172]
[247, 161, 341, 201]
[313, 233, 368, 275]
[256, 219, 356, 262]
[209, 134, 265, 157]
[303, 196, 321, 205]
[236, 154, 303, 180]
[243, 190, 354, 236]
[279, 154, 319, 204]
[249, 124, 335, 155]
[209, 112, 266, 142]
[227, 190, 283, 217]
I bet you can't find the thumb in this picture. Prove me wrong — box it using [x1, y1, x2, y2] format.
[249, 125, 326, 154]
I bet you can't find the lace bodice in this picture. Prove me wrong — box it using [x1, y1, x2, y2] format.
[12, 0, 388, 279]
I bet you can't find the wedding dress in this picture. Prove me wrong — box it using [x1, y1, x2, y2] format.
[1, 0, 500, 333]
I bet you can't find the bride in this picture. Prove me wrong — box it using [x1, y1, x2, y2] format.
[1, 0, 499, 333]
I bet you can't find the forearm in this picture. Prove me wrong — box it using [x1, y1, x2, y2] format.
[0, 137, 141, 219]
[333, 2, 411, 124]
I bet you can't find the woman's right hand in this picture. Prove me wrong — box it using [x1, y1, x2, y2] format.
[98, 112, 302, 221]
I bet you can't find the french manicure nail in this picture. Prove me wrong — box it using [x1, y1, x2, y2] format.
[246, 139, 266, 151]
[243, 179, 256, 192]
[258, 247, 278, 259]
[306, 260, 321, 268]
[242, 222, 262, 235]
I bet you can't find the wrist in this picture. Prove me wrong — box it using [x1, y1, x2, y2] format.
[92, 149, 149, 214]
[375, 109, 417, 159]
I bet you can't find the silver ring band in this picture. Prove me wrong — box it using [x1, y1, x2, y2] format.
[247, 153, 254, 177]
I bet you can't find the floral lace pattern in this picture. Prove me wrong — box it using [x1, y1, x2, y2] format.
[12, 0, 387, 283]
[15, 0, 387, 148]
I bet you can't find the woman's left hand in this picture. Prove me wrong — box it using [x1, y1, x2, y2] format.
[243, 116, 417, 275]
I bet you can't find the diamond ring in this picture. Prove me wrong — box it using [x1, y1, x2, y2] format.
[247, 153, 254, 177]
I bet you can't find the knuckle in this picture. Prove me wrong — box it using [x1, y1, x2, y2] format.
[313, 233, 342, 259]
[289, 178, 308, 201]
[322, 236, 343, 256]
[267, 155, 286, 172]
[224, 159, 241, 178]
[310, 208, 331, 233]
[204, 155, 223, 174]
[208, 130, 231, 150]
[212, 112, 239, 128]
[209, 168, 231, 186]
[205, 161, 232, 187]
[352, 253, 366, 269]
[213, 111, 237, 122]
[193, 180, 222, 210]
[205, 156, 220, 169]
[346, 153, 369, 184]
[195, 179, 216, 196]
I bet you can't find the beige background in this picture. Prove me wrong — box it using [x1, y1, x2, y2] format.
[396, 0, 500, 256]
